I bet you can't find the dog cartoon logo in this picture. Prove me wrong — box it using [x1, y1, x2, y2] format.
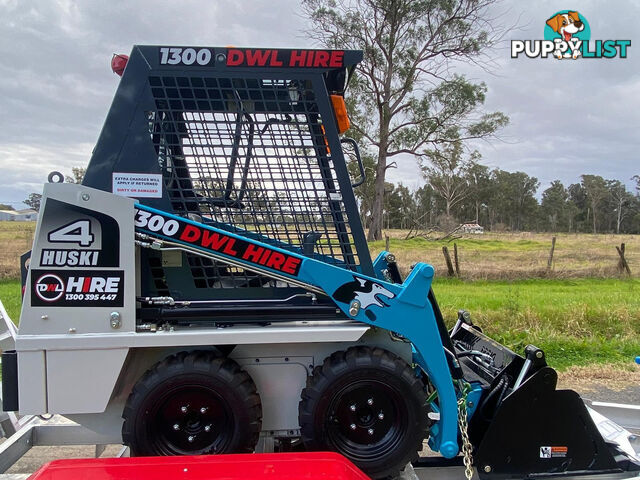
[512, 11, 629, 60]
[544, 11, 588, 59]
[333, 276, 395, 309]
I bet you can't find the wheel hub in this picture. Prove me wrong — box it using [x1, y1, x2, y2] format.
[327, 380, 405, 457]
[152, 386, 232, 455]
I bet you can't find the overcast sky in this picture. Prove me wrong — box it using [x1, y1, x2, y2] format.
[0, 0, 638, 208]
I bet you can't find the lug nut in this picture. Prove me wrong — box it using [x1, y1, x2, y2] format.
[188, 435, 195, 443]
[181, 406, 188, 413]
[378, 412, 384, 420]
[367, 428, 374, 435]
[350, 423, 356, 430]
[173, 423, 180, 431]
[200, 407, 207, 414]
[204, 425, 212, 433]
[350, 404, 356, 412]
[484, 465, 492, 473]
[367, 398, 373, 406]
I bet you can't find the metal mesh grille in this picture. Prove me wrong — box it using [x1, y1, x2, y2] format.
[148, 75, 359, 288]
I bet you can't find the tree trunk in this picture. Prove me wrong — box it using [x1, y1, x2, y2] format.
[475, 201, 480, 224]
[592, 202, 597, 234]
[616, 202, 622, 234]
[367, 131, 389, 241]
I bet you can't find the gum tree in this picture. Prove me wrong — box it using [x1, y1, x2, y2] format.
[303, 0, 509, 240]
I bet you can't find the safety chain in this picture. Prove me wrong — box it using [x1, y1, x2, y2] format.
[457, 382, 474, 480]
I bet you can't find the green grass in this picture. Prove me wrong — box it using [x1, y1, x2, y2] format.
[0, 279, 20, 323]
[1, 277, 638, 370]
[432, 277, 640, 369]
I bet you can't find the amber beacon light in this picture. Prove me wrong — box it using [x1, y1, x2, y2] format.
[330, 95, 350, 134]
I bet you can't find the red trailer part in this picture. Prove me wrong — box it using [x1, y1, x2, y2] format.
[28, 452, 371, 480]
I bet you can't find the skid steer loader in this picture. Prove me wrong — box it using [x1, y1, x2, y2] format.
[2, 45, 639, 479]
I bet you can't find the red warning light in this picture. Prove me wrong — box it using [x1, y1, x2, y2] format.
[111, 54, 129, 76]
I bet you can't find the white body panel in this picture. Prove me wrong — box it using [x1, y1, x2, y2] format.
[12, 184, 412, 439]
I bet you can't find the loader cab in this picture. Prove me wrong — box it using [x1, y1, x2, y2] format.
[84, 46, 371, 312]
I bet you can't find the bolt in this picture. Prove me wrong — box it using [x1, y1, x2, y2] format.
[81, 193, 90, 201]
[536, 351, 544, 359]
[386, 253, 396, 263]
[367, 398, 373, 406]
[181, 406, 188, 413]
[484, 465, 492, 473]
[188, 435, 195, 443]
[200, 407, 207, 414]
[349, 300, 361, 317]
[350, 404, 356, 412]
[467, 401, 474, 408]
[204, 425, 211, 433]
[41, 315, 48, 320]
[350, 423, 356, 431]
[378, 412, 384, 420]
[173, 424, 180, 431]
[110, 311, 121, 329]
[367, 428, 374, 435]
[68, 328, 76, 333]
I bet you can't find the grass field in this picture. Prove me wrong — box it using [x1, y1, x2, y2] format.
[1, 276, 638, 371]
[370, 231, 639, 280]
[1, 222, 637, 280]
[0, 280, 22, 323]
[0, 222, 33, 279]
[432, 277, 640, 370]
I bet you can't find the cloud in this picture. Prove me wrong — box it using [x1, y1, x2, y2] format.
[464, 1, 640, 192]
[0, 0, 637, 210]
[0, 142, 93, 206]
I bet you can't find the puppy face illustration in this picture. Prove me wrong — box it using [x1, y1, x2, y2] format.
[546, 11, 584, 42]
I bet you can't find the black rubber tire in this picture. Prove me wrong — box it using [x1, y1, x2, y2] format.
[122, 351, 261, 456]
[299, 347, 430, 479]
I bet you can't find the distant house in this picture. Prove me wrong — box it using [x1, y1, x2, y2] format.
[0, 209, 38, 221]
[460, 222, 484, 234]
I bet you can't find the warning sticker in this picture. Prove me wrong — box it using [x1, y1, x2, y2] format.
[540, 446, 567, 458]
[112, 173, 162, 198]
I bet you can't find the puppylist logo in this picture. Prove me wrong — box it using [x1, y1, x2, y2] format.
[512, 11, 631, 60]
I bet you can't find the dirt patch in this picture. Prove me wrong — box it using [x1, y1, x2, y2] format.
[558, 363, 640, 401]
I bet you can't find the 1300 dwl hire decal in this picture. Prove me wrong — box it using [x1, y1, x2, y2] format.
[31, 269, 124, 307]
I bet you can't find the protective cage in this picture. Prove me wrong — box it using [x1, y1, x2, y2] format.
[83, 46, 371, 303]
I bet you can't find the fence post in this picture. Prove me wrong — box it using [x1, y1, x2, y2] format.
[385, 235, 390, 252]
[453, 243, 460, 277]
[547, 236, 556, 272]
[442, 246, 455, 277]
[616, 243, 631, 275]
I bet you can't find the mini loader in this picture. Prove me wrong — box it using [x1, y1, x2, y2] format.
[2, 45, 639, 479]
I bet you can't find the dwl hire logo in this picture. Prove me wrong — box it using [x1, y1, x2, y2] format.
[512, 11, 630, 59]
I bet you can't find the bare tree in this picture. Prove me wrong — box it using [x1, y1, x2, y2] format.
[608, 180, 631, 234]
[302, 0, 509, 240]
[423, 141, 478, 216]
[581, 175, 608, 234]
